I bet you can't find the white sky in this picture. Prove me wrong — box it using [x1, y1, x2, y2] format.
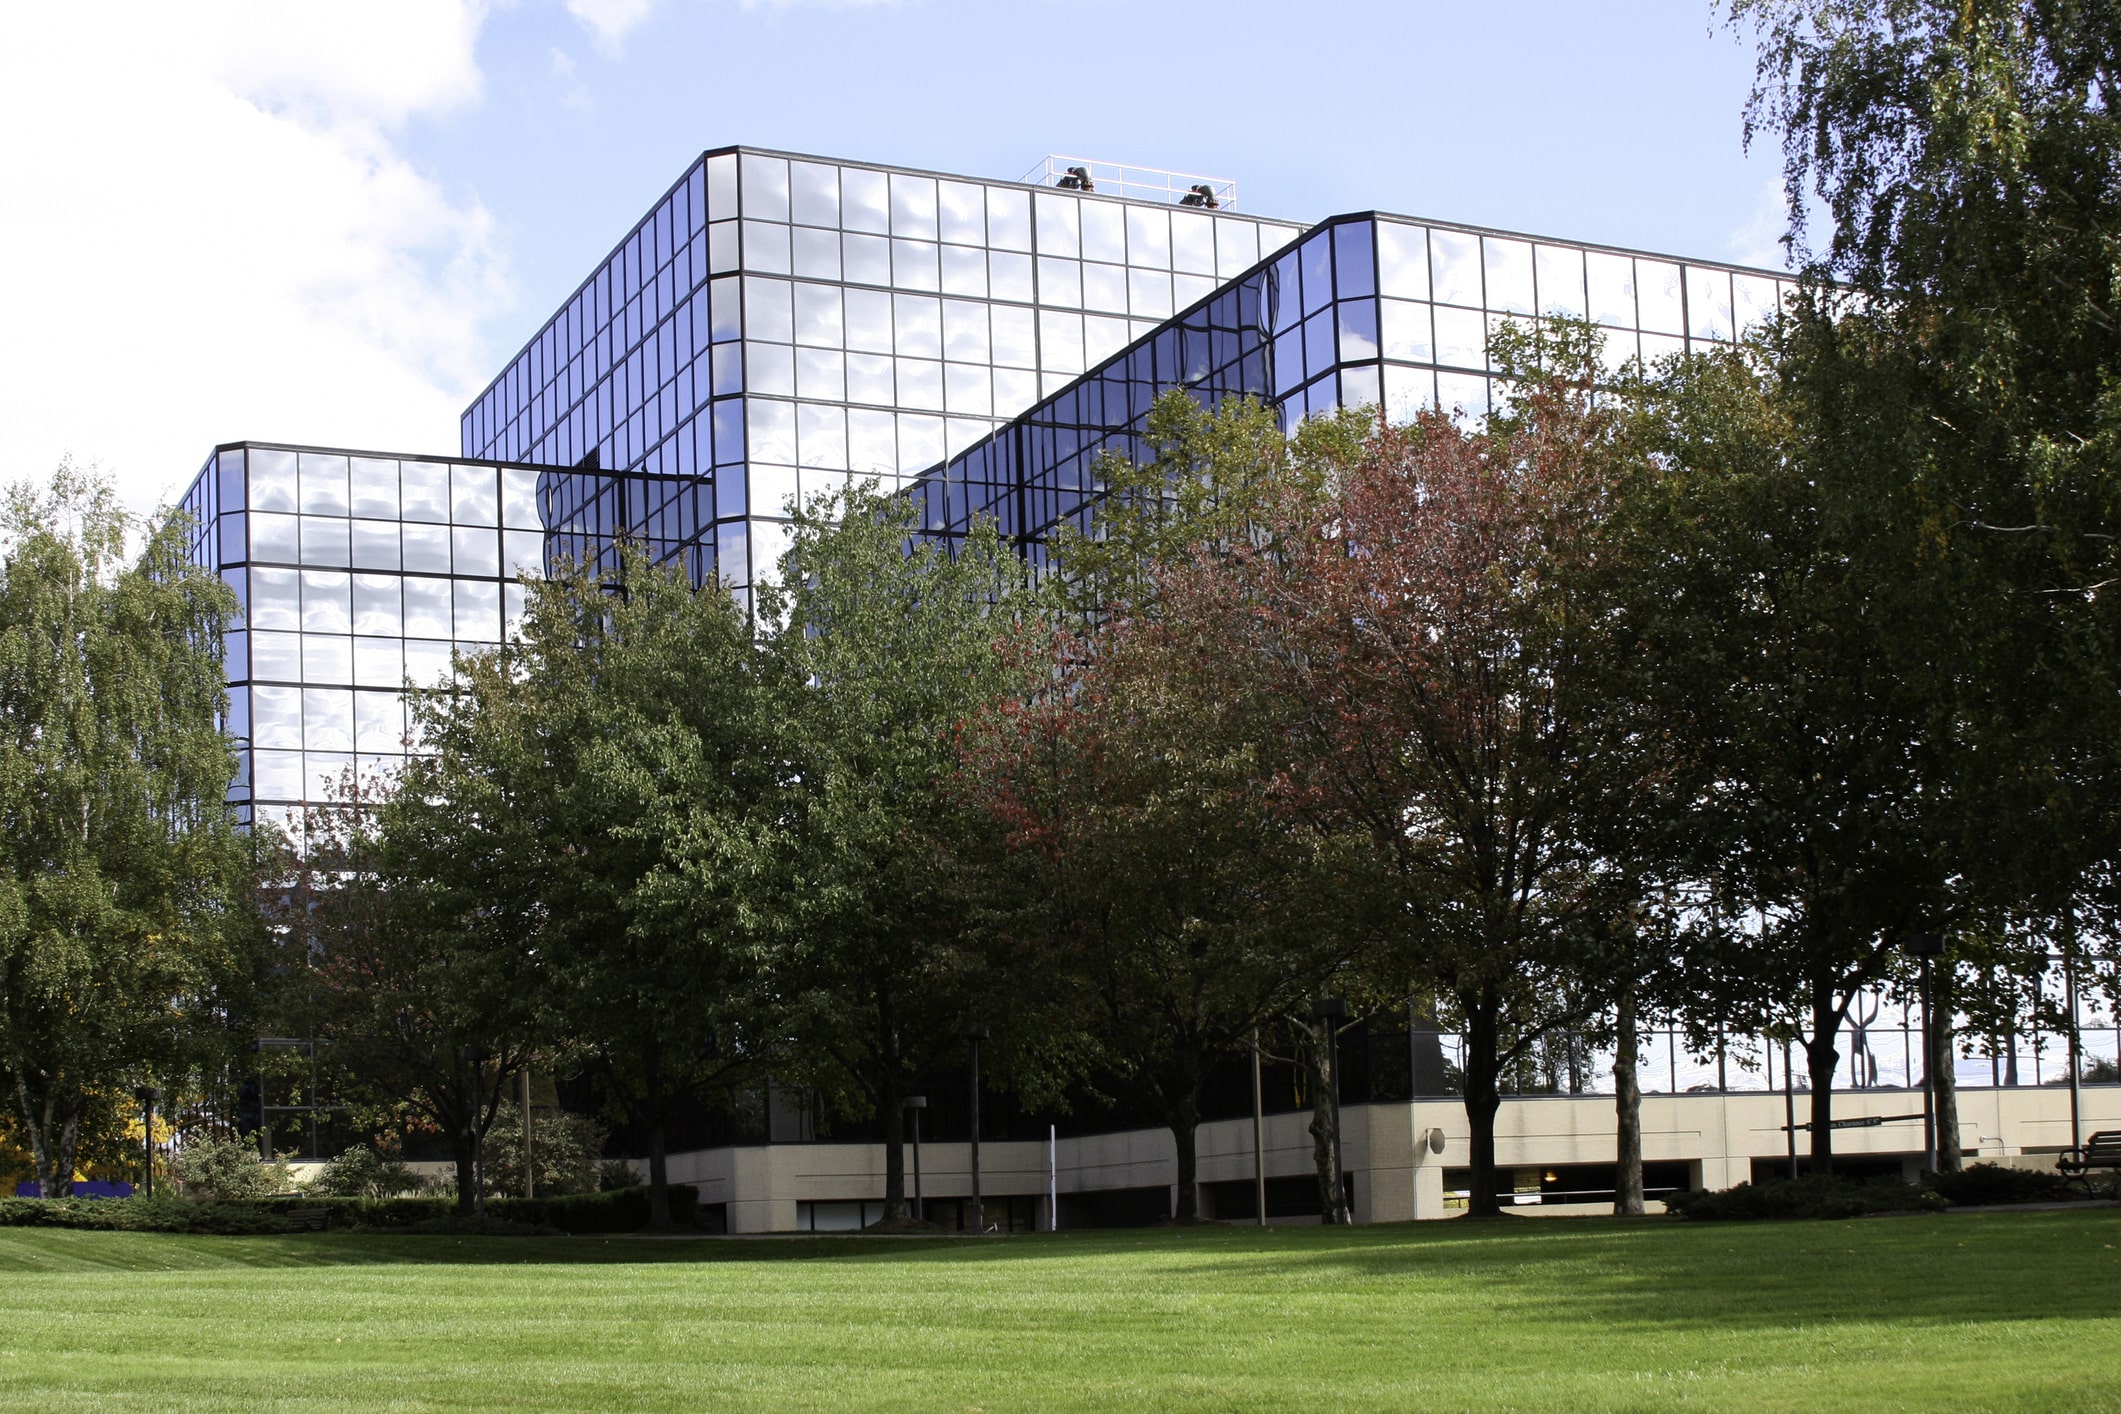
[1, 0, 1787, 519]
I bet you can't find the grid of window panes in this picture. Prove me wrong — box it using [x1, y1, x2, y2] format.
[460, 147, 1302, 592]
[916, 214, 1795, 557]
[1417, 981, 2121, 1102]
[179, 443, 546, 835]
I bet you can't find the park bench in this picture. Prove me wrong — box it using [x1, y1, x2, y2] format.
[285, 1206, 331, 1232]
[2056, 1131, 2121, 1194]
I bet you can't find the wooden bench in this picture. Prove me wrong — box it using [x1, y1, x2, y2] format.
[2056, 1131, 2121, 1193]
[285, 1206, 331, 1232]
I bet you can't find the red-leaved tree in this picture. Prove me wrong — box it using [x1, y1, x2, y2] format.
[1167, 345, 1649, 1216]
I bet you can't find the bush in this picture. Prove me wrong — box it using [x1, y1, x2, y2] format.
[170, 1134, 292, 1200]
[1926, 1162, 2079, 1206]
[490, 1183, 700, 1233]
[0, 1197, 297, 1234]
[598, 1159, 642, 1192]
[380, 1213, 564, 1237]
[1666, 1174, 1948, 1221]
[481, 1105, 606, 1198]
[312, 1146, 432, 1200]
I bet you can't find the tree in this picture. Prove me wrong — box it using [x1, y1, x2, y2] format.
[356, 545, 788, 1224]
[1620, 335, 1997, 1170]
[277, 779, 543, 1216]
[0, 464, 250, 1196]
[961, 394, 1378, 1223]
[766, 485, 1032, 1225]
[1733, 0, 2121, 1068]
[962, 607, 1374, 1223]
[1197, 337, 1651, 1217]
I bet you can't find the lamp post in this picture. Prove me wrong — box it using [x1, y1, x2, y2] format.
[1772, 1027, 1799, 1179]
[1903, 933, 1945, 1174]
[133, 1086, 160, 1199]
[459, 1044, 490, 1219]
[519, 1067, 535, 1200]
[1251, 1028, 1267, 1228]
[904, 1095, 927, 1221]
[2062, 899, 2084, 1156]
[966, 1025, 989, 1234]
[1312, 997, 1347, 1224]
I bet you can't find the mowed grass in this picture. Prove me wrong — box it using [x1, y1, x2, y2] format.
[0, 1211, 2115, 1411]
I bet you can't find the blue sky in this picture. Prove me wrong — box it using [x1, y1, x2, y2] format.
[1, 1, 1787, 515]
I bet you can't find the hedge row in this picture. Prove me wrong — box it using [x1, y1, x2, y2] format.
[0, 1184, 703, 1236]
[0, 1198, 299, 1234]
[1666, 1163, 2085, 1221]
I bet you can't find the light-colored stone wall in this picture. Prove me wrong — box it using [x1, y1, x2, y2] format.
[657, 1085, 2120, 1233]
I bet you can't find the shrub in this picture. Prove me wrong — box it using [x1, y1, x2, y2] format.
[1926, 1162, 2078, 1206]
[490, 1182, 699, 1233]
[1666, 1174, 1948, 1221]
[598, 1159, 642, 1192]
[313, 1145, 432, 1200]
[170, 1134, 292, 1200]
[384, 1214, 564, 1237]
[0, 1198, 297, 1234]
[480, 1105, 606, 1198]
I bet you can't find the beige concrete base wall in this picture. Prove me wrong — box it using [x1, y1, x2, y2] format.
[657, 1086, 2121, 1232]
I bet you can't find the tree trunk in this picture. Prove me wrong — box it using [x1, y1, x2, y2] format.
[18, 1078, 82, 1198]
[1462, 990, 1505, 1217]
[449, 1129, 478, 1215]
[644, 1113, 672, 1228]
[879, 1068, 907, 1222]
[1805, 989, 1842, 1174]
[1306, 1015, 1345, 1223]
[1170, 1094, 1201, 1222]
[642, 1047, 673, 1229]
[1613, 984, 1644, 1216]
[1931, 962, 1962, 1172]
[876, 983, 909, 1223]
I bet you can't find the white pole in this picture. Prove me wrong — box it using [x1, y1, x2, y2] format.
[1049, 1124, 1058, 1232]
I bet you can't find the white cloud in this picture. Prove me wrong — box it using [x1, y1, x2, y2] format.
[0, 2, 510, 518]
[1728, 176, 1794, 272]
[551, 47, 595, 111]
[566, 0, 657, 53]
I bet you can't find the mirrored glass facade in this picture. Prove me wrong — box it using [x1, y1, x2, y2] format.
[181, 151, 1790, 825]
[177, 442, 548, 835]
[456, 147, 1302, 594]
[914, 214, 1796, 561]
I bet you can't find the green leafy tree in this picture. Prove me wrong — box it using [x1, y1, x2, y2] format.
[0, 464, 250, 1196]
[279, 787, 543, 1215]
[1620, 336, 2012, 1169]
[1734, 0, 2121, 1044]
[498, 546, 790, 1226]
[343, 546, 789, 1225]
[765, 485, 1031, 1225]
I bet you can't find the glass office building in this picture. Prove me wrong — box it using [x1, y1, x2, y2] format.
[915, 212, 1793, 558]
[174, 146, 2120, 1224]
[177, 443, 548, 832]
[456, 148, 1301, 594]
[180, 147, 1789, 825]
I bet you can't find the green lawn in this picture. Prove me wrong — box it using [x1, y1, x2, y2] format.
[0, 1211, 2113, 1411]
